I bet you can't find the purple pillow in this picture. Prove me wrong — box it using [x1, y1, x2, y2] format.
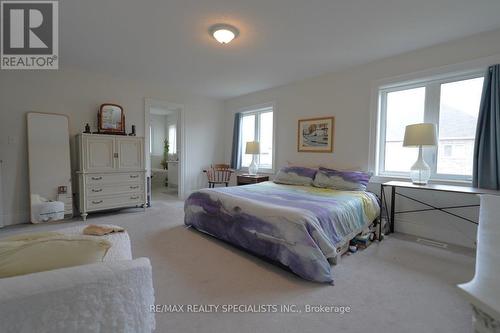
[313, 167, 371, 191]
[273, 166, 317, 186]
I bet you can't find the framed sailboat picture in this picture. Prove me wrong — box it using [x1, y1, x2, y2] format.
[297, 117, 334, 152]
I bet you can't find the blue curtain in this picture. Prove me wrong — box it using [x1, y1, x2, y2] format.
[473, 64, 500, 189]
[230, 112, 242, 169]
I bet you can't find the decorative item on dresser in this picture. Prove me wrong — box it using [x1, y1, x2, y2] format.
[129, 124, 136, 136]
[75, 133, 146, 220]
[97, 104, 125, 135]
[237, 174, 269, 186]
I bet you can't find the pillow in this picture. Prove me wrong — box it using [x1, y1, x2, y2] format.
[273, 166, 317, 186]
[0, 235, 111, 278]
[313, 167, 371, 191]
[286, 161, 364, 172]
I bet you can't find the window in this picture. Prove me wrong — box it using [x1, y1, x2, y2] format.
[168, 124, 177, 155]
[239, 105, 274, 171]
[383, 87, 426, 172]
[378, 73, 484, 181]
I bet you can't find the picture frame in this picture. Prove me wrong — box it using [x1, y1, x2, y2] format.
[297, 116, 335, 152]
[98, 104, 125, 134]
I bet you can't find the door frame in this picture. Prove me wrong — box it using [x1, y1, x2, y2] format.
[144, 98, 186, 199]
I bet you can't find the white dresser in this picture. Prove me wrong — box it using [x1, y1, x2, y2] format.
[76, 134, 146, 220]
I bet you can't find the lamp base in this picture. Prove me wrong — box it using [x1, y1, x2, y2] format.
[410, 176, 430, 185]
[248, 155, 259, 175]
[410, 146, 431, 185]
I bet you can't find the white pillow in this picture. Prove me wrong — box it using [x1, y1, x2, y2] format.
[286, 161, 364, 172]
[273, 166, 318, 186]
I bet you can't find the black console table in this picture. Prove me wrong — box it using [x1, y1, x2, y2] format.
[380, 181, 499, 234]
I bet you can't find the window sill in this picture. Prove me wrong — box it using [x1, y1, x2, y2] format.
[371, 174, 472, 186]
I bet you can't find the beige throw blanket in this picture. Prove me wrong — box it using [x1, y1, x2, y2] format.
[83, 224, 125, 236]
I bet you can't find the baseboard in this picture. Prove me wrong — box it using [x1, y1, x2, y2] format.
[0, 210, 30, 227]
[393, 218, 476, 249]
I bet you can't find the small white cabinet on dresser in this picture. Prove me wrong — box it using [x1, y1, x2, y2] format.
[76, 134, 146, 220]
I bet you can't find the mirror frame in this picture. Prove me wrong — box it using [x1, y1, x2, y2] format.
[27, 112, 72, 223]
[98, 103, 125, 134]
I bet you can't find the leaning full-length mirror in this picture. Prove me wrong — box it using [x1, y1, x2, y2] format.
[27, 112, 73, 223]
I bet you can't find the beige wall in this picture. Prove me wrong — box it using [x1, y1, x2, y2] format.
[224, 29, 500, 248]
[0, 67, 224, 226]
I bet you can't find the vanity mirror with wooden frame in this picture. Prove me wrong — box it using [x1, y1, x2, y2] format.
[98, 103, 125, 134]
[27, 112, 73, 223]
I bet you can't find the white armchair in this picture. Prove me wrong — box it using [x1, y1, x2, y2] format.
[0, 258, 155, 333]
[0, 225, 155, 333]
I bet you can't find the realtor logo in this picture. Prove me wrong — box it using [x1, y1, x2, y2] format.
[1, 0, 58, 69]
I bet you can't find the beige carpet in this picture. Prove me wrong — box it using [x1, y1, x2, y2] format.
[1, 191, 475, 333]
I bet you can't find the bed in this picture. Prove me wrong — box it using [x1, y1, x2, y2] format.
[184, 181, 380, 283]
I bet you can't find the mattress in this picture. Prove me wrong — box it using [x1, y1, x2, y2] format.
[184, 181, 379, 283]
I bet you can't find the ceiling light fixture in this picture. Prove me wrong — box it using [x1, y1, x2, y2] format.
[209, 24, 239, 44]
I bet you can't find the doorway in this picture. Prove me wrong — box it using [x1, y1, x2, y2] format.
[144, 98, 185, 204]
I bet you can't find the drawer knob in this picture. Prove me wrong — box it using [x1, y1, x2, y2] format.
[91, 188, 102, 192]
[130, 175, 139, 178]
[91, 176, 102, 180]
[130, 185, 139, 189]
[92, 200, 103, 204]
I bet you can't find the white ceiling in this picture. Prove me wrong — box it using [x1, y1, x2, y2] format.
[61, 0, 500, 99]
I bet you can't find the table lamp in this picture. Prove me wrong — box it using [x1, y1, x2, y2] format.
[245, 141, 260, 175]
[403, 123, 437, 185]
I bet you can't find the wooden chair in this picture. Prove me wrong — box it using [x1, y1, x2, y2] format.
[204, 164, 234, 188]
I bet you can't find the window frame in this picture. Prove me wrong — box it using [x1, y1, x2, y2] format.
[237, 103, 276, 174]
[377, 71, 484, 182]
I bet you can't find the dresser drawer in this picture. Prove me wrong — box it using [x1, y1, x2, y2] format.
[86, 193, 144, 211]
[87, 183, 144, 197]
[85, 172, 144, 185]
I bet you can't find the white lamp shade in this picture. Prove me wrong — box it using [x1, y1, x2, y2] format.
[403, 123, 437, 147]
[245, 141, 260, 154]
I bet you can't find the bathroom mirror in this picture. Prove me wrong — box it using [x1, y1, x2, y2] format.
[27, 112, 73, 223]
